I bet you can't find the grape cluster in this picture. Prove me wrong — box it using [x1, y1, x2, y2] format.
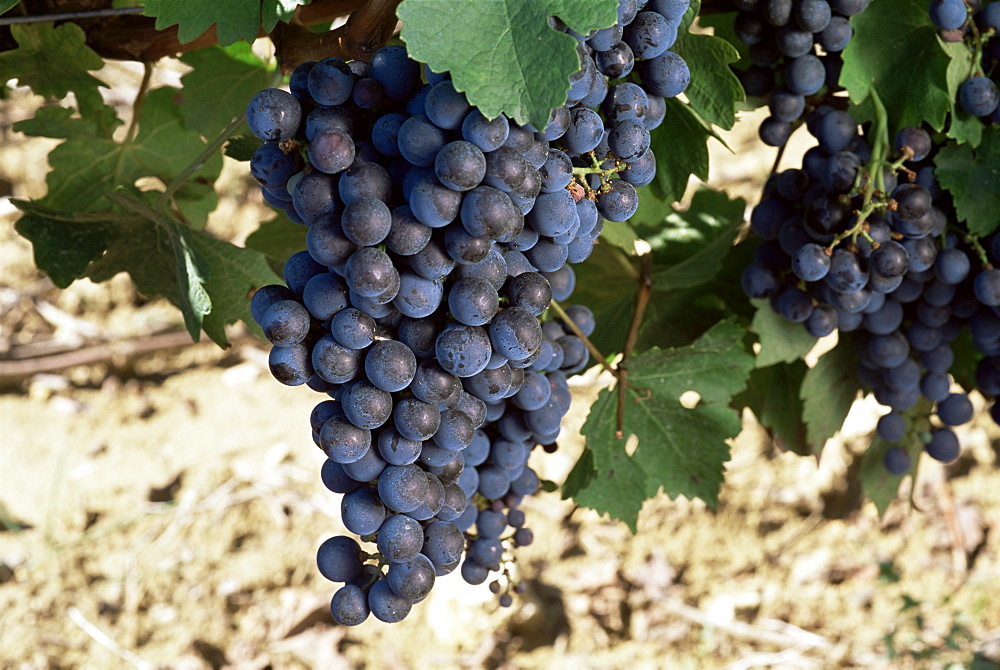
[732, 0, 871, 146]
[244, 0, 692, 625]
[741, 104, 1000, 472]
[931, 0, 1000, 121]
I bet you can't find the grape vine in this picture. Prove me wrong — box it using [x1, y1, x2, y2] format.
[1, 0, 996, 629]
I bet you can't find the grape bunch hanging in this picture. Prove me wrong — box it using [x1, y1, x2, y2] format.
[738, 0, 1000, 473]
[245, 0, 692, 625]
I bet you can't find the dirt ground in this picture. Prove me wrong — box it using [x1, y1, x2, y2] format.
[1, 61, 999, 670]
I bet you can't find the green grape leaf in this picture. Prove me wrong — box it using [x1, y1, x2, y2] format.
[10, 83, 264, 345]
[12, 203, 138, 287]
[103, 190, 212, 336]
[942, 40, 983, 146]
[598, 220, 639, 252]
[567, 241, 637, 355]
[574, 189, 743, 355]
[0, 1, 19, 15]
[14, 88, 222, 226]
[638, 189, 745, 262]
[398, 0, 618, 128]
[734, 360, 810, 456]
[652, 220, 739, 291]
[244, 212, 309, 275]
[567, 318, 753, 531]
[225, 133, 263, 161]
[935, 126, 1000, 237]
[144, 0, 262, 46]
[0, 23, 106, 114]
[947, 107, 983, 147]
[697, 12, 747, 63]
[800, 341, 860, 449]
[21, 190, 280, 346]
[647, 98, 711, 204]
[179, 42, 271, 137]
[749, 299, 817, 368]
[564, 399, 650, 533]
[562, 447, 597, 502]
[188, 230, 284, 344]
[840, 0, 952, 132]
[671, 24, 743, 130]
[948, 327, 983, 392]
[641, 189, 744, 289]
[860, 436, 916, 516]
[262, 0, 310, 32]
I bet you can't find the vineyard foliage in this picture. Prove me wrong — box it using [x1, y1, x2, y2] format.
[3, 0, 997, 531]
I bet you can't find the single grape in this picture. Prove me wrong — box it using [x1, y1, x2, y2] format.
[958, 76, 999, 117]
[925, 427, 960, 463]
[368, 579, 411, 623]
[929, 0, 968, 30]
[331, 584, 370, 626]
[883, 447, 911, 475]
[639, 50, 690, 98]
[246, 88, 301, 142]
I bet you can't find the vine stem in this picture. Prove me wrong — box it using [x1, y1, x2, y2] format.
[955, 228, 992, 268]
[156, 67, 279, 214]
[156, 113, 244, 212]
[826, 86, 891, 253]
[610, 245, 640, 281]
[616, 253, 653, 439]
[547, 299, 616, 377]
[572, 165, 613, 177]
[112, 62, 152, 185]
[0, 7, 145, 25]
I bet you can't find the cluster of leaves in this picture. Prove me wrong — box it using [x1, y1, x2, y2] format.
[2, 20, 281, 346]
[7, 0, 995, 532]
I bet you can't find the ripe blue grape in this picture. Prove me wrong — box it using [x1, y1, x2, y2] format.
[393, 271, 443, 318]
[434, 140, 486, 192]
[959, 76, 999, 116]
[330, 584, 370, 626]
[882, 447, 911, 475]
[925, 427, 960, 463]
[367, 579, 411, 623]
[597, 179, 639, 222]
[376, 513, 424, 562]
[365, 340, 417, 393]
[562, 107, 604, 155]
[462, 109, 510, 152]
[386, 554, 436, 601]
[624, 11, 677, 60]
[974, 269, 1000, 306]
[260, 299, 310, 346]
[937, 392, 973, 426]
[929, 0, 968, 30]
[246, 88, 301, 142]
[639, 50, 690, 97]
[784, 54, 825, 96]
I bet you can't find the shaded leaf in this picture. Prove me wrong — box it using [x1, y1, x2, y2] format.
[646, 98, 711, 204]
[144, 0, 261, 46]
[749, 299, 817, 368]
[671, 21, 743, 130]
[800, 340, 860, 449]
[935, 126, 1000, 237]
[179, 42, 270, 138]
[734, 360, 810, 455]
[0, 23, 106, 114]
